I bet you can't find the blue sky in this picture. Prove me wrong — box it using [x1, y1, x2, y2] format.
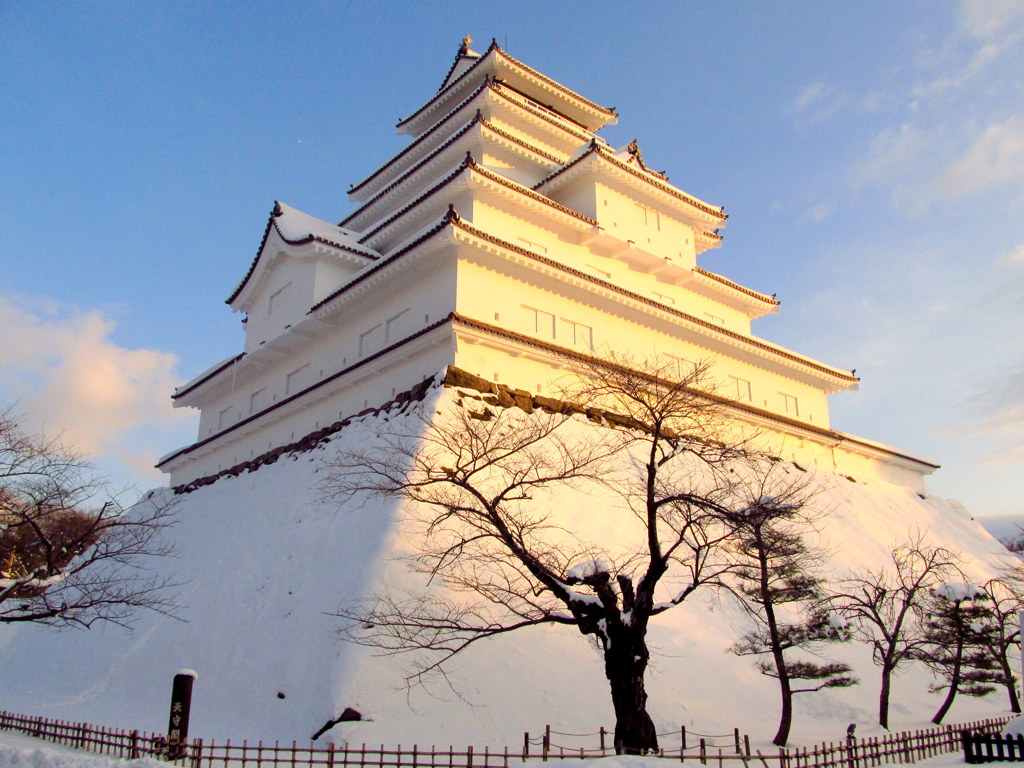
[2, 2, 1022, 516]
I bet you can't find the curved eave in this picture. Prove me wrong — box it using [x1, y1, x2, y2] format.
[172, 353, 245, 405]
[692, 267, 780, 314]
[397, 41, 617, 137]
[349, 80, 587, 201]
[357, 158, 596, 250]
[311, 215, 456, 316]
[343, 115, 563, 232]
[448, 218, 857, 390]
[227, 206, 378, 308]
[537, 144, 728, 226]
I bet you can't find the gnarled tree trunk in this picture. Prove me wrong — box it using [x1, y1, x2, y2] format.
[605, 634, 658, 754]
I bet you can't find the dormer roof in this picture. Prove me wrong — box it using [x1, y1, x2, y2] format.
[397, 40, 618, 137]
[536, 140, 728, 228]
[226, 201, 378, 308]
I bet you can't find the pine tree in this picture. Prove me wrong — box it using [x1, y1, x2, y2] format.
[727, 491, 857, 746]
[914, 583, 1000, 724]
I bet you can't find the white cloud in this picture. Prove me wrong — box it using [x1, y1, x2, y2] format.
[932, 113, 1024, 198]
[0, 295, 193, 484]
[958, 0, 1024, 39]
[996, 243, 1024, 267]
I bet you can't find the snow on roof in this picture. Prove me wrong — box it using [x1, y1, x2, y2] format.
[272, 201, 374, 254]
[226, 202, 380, 306]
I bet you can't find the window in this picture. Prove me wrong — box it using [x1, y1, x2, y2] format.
[636, 204, 661, 231]
[562, 318, 593, 350]
[285, 363, 310, 395]
[384, 309, 409, 343]
[780, 393, 799, 417]
[359, 323, 383, 357]
[249, 388, 265, 414]
[523, 305, 555, 338]
[728, 375, 752, 403]
[217, 406, 233, 430]
[666, 354, 697, 381]
[586, 264, 612, 280]
[268, 283, 291, 315]
[704, 312, 725, 325]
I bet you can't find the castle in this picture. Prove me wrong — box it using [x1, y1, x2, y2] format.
[158, 38, 936, 493]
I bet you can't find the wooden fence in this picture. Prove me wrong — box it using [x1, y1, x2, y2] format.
[963, 731, 1024, 764]
[0, 710, 1011, 768]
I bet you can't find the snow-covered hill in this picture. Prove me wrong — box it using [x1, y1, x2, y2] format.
[0, 381, 1015, 750]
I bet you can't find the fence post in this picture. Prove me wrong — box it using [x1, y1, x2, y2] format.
[682, 727, 687, 751]
[523, 733, 529, 759]
[542, 726, 550, 762]
[599, 727, 605, 753]
[700, 738, 707, 766]
[467, 745, 474, 768]
[744, 735, 751, 758]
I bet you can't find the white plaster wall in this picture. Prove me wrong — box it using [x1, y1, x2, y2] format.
[166, 247, 460, 486]
[453, 248, 833, 427]
[243, 256, 317, 353]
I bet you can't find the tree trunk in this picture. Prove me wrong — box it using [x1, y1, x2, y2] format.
[932, 636, 964, 725]
[605, 636, 658, 754]
[772, 651, 793, 747]
[878, 664, 892, 730]
[999, 655, 1021, 713]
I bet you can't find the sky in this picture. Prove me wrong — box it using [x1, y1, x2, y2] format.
[1, 1, 1022, 516]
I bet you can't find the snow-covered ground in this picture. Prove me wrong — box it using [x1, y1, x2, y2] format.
[0, 730, 973, 768]
[0, 385, 1017, 751]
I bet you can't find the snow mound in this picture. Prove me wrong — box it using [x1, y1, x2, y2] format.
[0, 387, 1014, 749]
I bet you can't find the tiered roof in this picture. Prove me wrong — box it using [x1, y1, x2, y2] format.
[397, 40, 618, 137]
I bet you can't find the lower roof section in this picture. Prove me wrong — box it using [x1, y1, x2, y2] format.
[160, 311, 936, 492]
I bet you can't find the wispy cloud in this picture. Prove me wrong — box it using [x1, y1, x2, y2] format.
[958, 0, 1024, 39]
[995, 243, 1024, 267]
[932, 113, 1024, 199]
[0, 295, 193, 485]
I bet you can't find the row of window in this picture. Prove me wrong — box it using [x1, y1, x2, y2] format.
[522, 305, 593, 350]
[664, 355, 802, 417]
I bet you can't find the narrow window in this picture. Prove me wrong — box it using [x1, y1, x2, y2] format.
[728, 375, 752, 403]
[523, 305, 555, 338]
[285, 363, 310, 395]
[704, 312, 725, 325]
[359, 324, 383, 357]
[385, 309, 409, 343]
[268, 283, 291, 315]
[563, 318, 593, 350]
[217, 406, 233, 430]
[249, 388, 265, 414]
[780, 393, 800, 416]
[666, 355, 697, 381]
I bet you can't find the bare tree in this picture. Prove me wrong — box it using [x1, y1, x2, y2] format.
[725, 478, 857, 747]
[321, 357, 759, 754]
[829, 537, 960, 728]
[0, 407, 177, 628]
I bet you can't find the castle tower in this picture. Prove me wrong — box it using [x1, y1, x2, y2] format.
[159, 40, 935, 491]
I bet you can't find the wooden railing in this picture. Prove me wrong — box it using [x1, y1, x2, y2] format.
[0, 710, 1012, 768]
